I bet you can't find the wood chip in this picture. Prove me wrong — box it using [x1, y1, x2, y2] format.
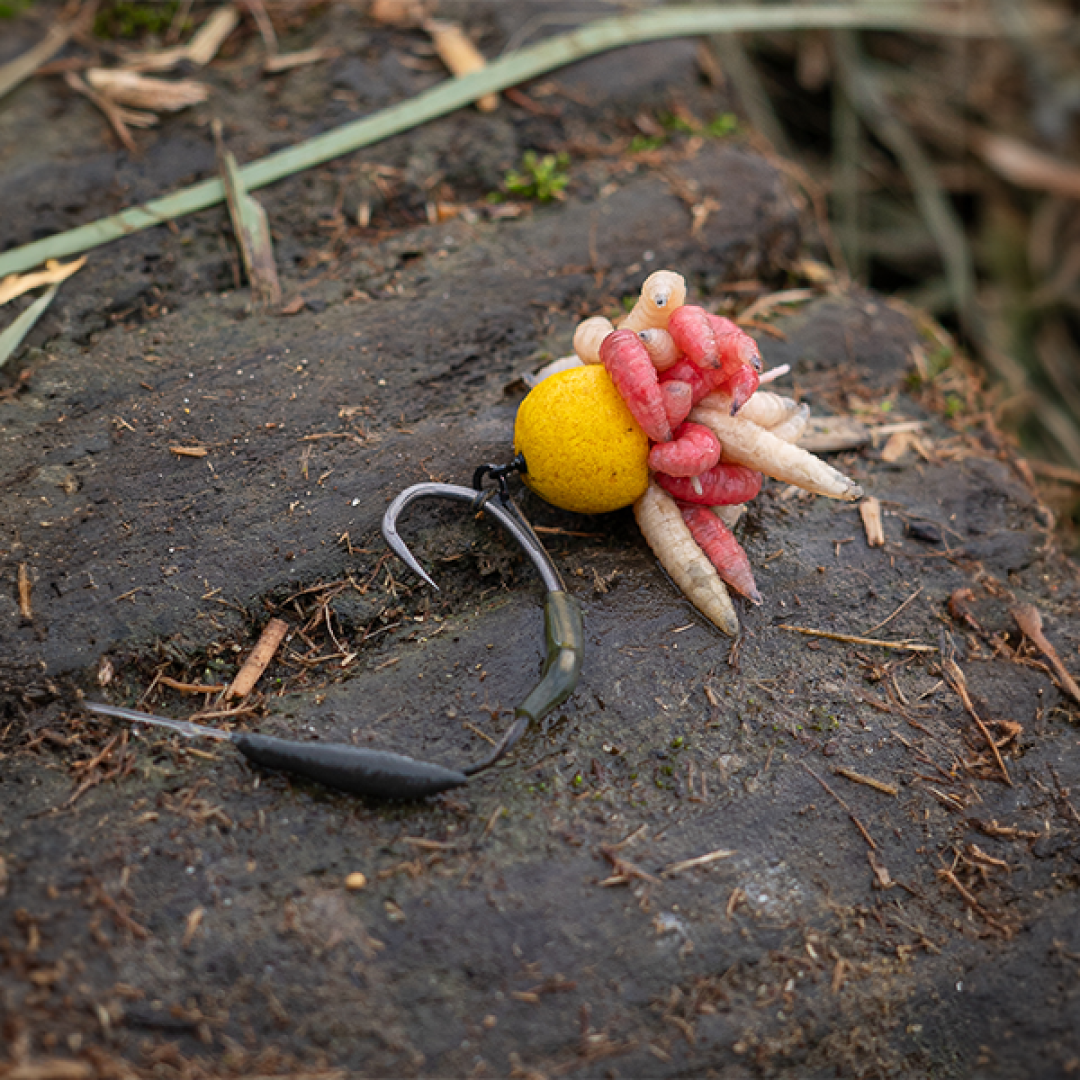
[188, 6, 242, 63]
[17, 563, 32, 619]
[170, 446, 208, 457]
[227, 617, 289, 699]
[859, 497, 885, 547]
[426, 19, 498, 111]
[880, 430, 915, 463]
[182, 905, 205, 949]
[867, 849, 894, 889]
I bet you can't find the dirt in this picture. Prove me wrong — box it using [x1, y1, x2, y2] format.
[2, 6, 1080, 1079]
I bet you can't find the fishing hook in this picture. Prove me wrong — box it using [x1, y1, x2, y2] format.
[381, 468, 583, 777]
[84, 466, 582, 801]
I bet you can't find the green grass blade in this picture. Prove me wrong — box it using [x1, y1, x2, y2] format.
[0, 283, 59, 371]
[0, 3, 977, 279]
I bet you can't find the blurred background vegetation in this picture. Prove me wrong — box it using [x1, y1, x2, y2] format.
[705, 2, 1080, 548]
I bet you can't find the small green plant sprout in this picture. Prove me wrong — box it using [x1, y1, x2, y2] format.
[501, 150, 570, 202]
[630, 112, 739, 154]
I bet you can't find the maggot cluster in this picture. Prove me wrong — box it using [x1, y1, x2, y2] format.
[538, 269, 863, 635]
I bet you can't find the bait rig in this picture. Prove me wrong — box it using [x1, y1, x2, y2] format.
[83, 464, 582, 801]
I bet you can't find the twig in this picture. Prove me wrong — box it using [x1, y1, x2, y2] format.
[780, 625, 936, 652]
[661, 848, 735, 877]
[227, 618, 289, 698]
[804, 764, 877, 849]
[1011, 603, 1080, 707]
[157, 676, 227, 694]
[834, 767, 898, 797]
[861, 586, 923, 637]
[0, 2, 1010, 278]
[942, 658, 1011, 786]
[65, 72, 145, 152]
[0, 17, 79, 101]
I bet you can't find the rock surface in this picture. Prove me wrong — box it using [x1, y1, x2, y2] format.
[1, 7, 1079, 1078]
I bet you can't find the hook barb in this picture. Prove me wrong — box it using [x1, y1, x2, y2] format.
[381, 481, 565, 594]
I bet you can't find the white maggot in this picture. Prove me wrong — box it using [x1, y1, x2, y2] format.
[572, 316, 614, 364]
[769, 404, 810, 444]
[621, 270, 687, 332]
[524, 353, 584, 388]
[636, 327, 681, 371]
[692, 405, 863, 501]
[701, 389, 802, 430]
[634, 480, 739, 635]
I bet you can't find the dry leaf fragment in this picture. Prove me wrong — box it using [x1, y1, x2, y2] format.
[0, 257, 87, 308]
[86, 69, 209, 112]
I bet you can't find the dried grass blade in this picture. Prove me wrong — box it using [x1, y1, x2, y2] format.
[215, 123, 282, 307]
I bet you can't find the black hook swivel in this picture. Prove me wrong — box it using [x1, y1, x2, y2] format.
[84, 463, 582, 801]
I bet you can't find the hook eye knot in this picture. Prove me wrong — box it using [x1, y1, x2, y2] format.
[472, 453, 526, 504]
